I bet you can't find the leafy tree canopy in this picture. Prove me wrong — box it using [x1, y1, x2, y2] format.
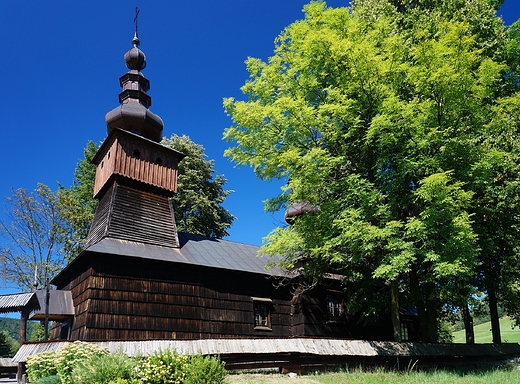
[58, 140, 97, 261]
[163, 134, 235, 238]
[224, 0, 520, 342]
[0, 184, 66, 291]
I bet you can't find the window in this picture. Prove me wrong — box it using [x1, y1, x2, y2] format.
[401, 322, 410, 341]
[60, 320, 72, 340]
[252, 297, 272, 330]
[326, 293, 344, 321]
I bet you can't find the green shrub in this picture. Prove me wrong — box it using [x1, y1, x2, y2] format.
[138, 350, 226, 384]
[26, 351, 58, 381]
[33, 375, 61, 384]
[184, 354, 226, 384]
[70, 351, 139, 384]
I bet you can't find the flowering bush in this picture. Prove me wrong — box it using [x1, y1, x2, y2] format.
[107, 379, 141, 384]
[139, 349, 190, 384]
[26, 341, 109, 384]
[26, 351, 57, 381]
[27, 343, 226, 384]
[54, 341, 109, 384]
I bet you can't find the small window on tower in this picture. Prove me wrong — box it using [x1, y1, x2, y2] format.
[133, 149, 140, 159]
[156, 157, 163, 165]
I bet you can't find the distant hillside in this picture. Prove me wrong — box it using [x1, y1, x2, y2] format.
[452, 317, 520, 344]
[0, 317, 39, 341]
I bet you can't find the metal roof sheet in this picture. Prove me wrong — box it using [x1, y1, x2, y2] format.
[85, 232, 287, 277]
[0, 293, 39, 314]
[13, 339, 520, 363]
[30, 290, 75, 321]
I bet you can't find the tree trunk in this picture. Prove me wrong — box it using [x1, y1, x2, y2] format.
[391, 279, 401, 341]
[425, 282, 438, 343]
[461, 304, 475, 344]
[409, 271, 427, 342]
[488, 287, 501, 344]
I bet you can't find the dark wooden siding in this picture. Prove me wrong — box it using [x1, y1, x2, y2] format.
[297, 287, 394, 341]
[52, 251, 399, 342]
[85, 183, 179, 249]
[55, 253, 293, 341]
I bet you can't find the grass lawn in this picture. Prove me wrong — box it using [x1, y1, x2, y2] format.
[452, 317, 520, 343]
[226, 367, 520, 383]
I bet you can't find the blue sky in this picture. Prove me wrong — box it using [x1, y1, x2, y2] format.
[0, 1, 519, 297]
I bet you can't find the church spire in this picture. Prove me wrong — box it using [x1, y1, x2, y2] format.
[105, 12, 164, 142]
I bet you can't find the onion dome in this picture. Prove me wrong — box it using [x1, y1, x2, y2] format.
[105, 33, 164, 142]
[124, 34, 146, 70]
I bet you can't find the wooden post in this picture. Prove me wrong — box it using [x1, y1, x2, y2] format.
[17, 309, 29, 384]
[44, 280, 50, 340]
[18, 310, 28, 346]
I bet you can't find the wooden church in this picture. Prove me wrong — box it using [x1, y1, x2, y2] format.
[42, 32, 405, 344]
[11, 27, 520, 377]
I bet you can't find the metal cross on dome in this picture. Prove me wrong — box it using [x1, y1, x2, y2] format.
[134, 6, 140, 38]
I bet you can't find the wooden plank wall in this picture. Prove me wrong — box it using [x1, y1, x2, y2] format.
[56, 254, 293, 341]
[51, 265, 95, 340]
[94, 135, 179, 198]
[296, 288, 393, 341]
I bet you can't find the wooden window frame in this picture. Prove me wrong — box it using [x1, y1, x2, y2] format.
[401, 321, 410, 341]
[325, 293, 345, 322]
[252, 297, 272, 331]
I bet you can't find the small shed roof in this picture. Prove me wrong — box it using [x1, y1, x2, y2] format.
[0, 292, 39, 314]
[30, 290, 75, 321]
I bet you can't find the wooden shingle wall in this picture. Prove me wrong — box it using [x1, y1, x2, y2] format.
[297, 288, 394, 341]
[85, 183, 179, 249]
[56, 253, 293, 341]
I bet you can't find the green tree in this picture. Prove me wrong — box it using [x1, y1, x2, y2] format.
[58, 141, 98, 261]
[471, 92, 520, 343]
[0, 184, 66, 291]
[162, 134, 235, 238]
[224, 0, 518, 342]
[0, 331, 14, 357]
[28, 322, 45, 342]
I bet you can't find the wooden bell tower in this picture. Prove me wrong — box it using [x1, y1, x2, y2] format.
[85, 30, 184, 249]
